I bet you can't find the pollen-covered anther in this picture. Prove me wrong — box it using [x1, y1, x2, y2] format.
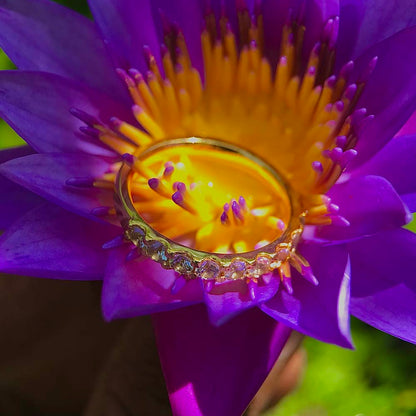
[171, 186, 199, 215]
[220, 197, 251, 226]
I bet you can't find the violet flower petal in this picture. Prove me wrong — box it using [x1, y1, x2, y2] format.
[352, 135, 416, 201]
[397, 109, 416, 136]
[348, 228, 416, 343]
[0, 175, 42, 229]
[262, 0, 339, 68]
[0, 202, 118, 280]
[261, 244, 353, 348]
[87, 0, 160, 70]
[153, 305, 291, 416]
[0, 0, 127, 102]
[204, 277, 279, 326]
[0, 146, 42, 228]
[348, 228, 416, 294]
[401, 193, 416, 213]
[0, 152, 116, 223]
[349, 26, 416, 168]
[353, 284, 416, 344]
[102, 245, 203, 320]
[0, 70, 133, 155]
[0, 144, 33, 163]
[315, 175, 411, 243]
[337, 0, 416, 66]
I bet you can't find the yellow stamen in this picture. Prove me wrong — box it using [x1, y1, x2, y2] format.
[133, 107, 165, 139]
[117, 120, 153, 147]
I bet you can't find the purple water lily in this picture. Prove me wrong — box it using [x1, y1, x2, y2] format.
[0, 0, 416, 415]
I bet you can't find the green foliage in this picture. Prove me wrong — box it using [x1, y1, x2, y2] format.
[53, 0, 91, 17]
[406, 219, 416, 233]
[0, 50, 23, 149]
[269, 319, 416, 416]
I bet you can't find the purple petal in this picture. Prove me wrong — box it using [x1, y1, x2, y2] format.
[149, 1, 204, 75]
[0, 175, 42, 229]
[0, 144, 33, 163]
[0, 146, 42, 229]
[352, 135, 416, 199]
[0, 152, 116, 222]
[397, 109, 416, 136]
[0, 202, 118, 280]
[204, 277, 279, 326]
[348, 228, 416, 293]
[87, 0, 160, 70]
[261, 0, 339, 68]
[352, 284, 416, 345]
[0, 70, 132, 155]
[337, 0, 416, 66]
[349, 26, 416, 168]
[0, 0, 127, 102]
[261, 244, 353, 348]
[102, 245, 203, 320]
[315, 175, 411, 243]
[153, 305, 291, 416]
[348, 228, 416, 343]
[402, 193, 416, 212]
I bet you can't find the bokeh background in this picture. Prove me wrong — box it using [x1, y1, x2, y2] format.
[0, 1, 415, 415]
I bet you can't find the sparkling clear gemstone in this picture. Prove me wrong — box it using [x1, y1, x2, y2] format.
[131, 225, 146, 238]
[171, 254, 195, 275]
[275, 247, 290, 262]
[146, 240, 168, 264]
[253, 256, 271, 276]
[224, 260, 246, 280]
[128, 225, 146, 246]
[137, 238, 147, 253]
[199, 260, 221, 280]
[291, 230, 302, 246]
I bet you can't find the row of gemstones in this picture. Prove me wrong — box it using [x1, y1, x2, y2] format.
[126, 224, 303, 281]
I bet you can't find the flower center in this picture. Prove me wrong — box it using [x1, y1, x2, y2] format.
[71, 4, 374, 283]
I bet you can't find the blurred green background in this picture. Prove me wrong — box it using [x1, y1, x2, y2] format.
[0, 1, 415, 415]
[272, 321, 416, 416]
